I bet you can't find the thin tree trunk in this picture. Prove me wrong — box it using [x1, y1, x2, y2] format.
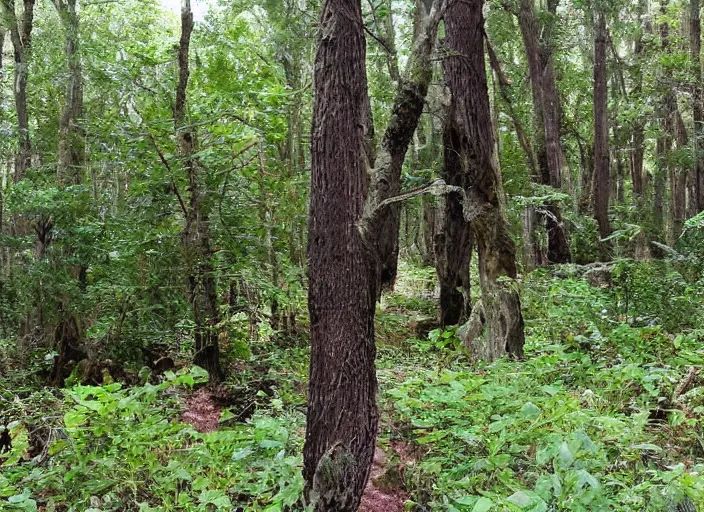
[175, 0, 221, 380]
[593, 10, 611, 256]
[304, 1, 378, 509]
[445, 0, 524, 361]
[53, 0, 84, 185]
[367, 0, 446, 292]
[692, 0, 704, 211]
[1, 0, 35, 182]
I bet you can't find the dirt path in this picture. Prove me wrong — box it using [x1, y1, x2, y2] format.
[359, 444, 410, 512]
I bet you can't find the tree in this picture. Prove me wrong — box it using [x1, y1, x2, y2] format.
[304, 0, 446, 507]
[691, 0, 703, 212]
[304, 1, 377, 509]
[0, 0, 35, 182]
[445, 0, 525, 361]
[515, 0, 571, 265]
[53, 0, 84, 185]
[593, 8, 611, 255]
[174, 0, 221, 381]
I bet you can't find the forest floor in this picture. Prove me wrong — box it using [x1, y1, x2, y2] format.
[2, 262, 704, 511]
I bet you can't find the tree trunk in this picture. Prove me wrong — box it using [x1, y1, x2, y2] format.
[434, 121, 472, 327]
[53, 0, 84, 185]
[692, 0, 704, 212]
[1, 0, 35, 182]
[593, 10, 611, 256]
[445, 0, 525, 361]
[517, 0, 570, 264]
[304, 1, 378, 510]
[419, 194, 437, 266]
[175, 0, 221, 381]
[305, 0, 446, 507]
[367, 0, 446, 292]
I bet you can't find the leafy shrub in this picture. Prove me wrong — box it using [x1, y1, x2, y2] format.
[1, 368, 306, 511]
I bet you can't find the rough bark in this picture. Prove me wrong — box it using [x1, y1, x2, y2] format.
[175, 0, 221, 381]
[1, 0, 35, 182]
[304, 1, 378, 510]
[671, 109, 689, 241]
[363, 0, 446, 292]
[434, 120, 472, 327]
[445, 0, 524, 361]
[593, 10, 611, 255]
[419, 194, 437, 266]
[53, 0, 84, 185]
[692, 0, 704, 211]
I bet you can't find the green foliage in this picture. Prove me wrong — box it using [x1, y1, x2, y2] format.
[1, 367, 305, 511]
[379, 268, 704, 511]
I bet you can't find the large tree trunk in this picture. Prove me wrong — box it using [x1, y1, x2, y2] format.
[53, 0, 84, 185]
[304, 1, 378, 510]
[692, 0, 704, 212]
[445, 0, 524, 361]
[175, 0, 221, 381]
[593, 10, 611, 256]
[304, 0, 446, 508]
[516, 0, 570, 264]
[1, 0, 35, 182]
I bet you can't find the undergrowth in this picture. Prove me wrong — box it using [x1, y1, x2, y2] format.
[2, 262, 704, 511]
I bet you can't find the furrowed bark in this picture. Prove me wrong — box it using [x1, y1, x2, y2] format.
[434, 116, 472, 327]
[593, 10, 611, 257]
[304, 1, 378, 510]
[692, 0, 703, 211]
[516, 0, 570, 264]
[445, 0, 525, 361]
[53, 0, 84, 185]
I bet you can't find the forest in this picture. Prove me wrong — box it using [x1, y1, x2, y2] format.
[2, 0, 704, 510]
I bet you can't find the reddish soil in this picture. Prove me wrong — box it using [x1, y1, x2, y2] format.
[180, 388, 223, 433]
[359, 443, 413, 512]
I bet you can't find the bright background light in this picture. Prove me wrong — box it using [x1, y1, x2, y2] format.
[159, 0, 208, 22]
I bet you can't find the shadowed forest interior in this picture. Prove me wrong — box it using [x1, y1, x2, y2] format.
[2, 0, 704, 510]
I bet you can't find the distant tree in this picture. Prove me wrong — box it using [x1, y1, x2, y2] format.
[0, 0, 35, 182]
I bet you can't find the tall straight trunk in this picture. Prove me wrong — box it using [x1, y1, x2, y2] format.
[175, 0, 221, 380]
[304, 1, 378, 510]
[419, 194, 437, 266]
[516, 0, 570, 264]
[692, 0, 704, 212]
[1, 0, 35, 182]
[631, 0, 648, 198]
[305, 0, 446, 507]
[593, 10, 611, 254]
[445, 0, 524, 361]
[53, 0, 84, 185]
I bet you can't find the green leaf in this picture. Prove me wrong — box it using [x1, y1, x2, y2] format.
[506, 491, 533, 508]
[472, 497, 494, 512]
[557, 442, 574, 469]
[519, 402, 541, 420]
